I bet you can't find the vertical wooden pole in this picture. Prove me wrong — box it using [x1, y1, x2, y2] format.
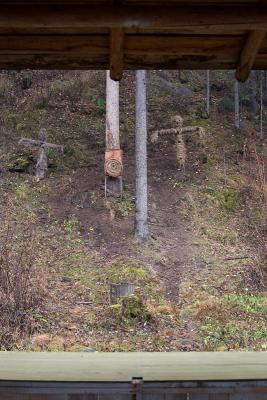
[260, 70, 263, 139]
[234, 79, 240, 129]
[135, 70, 149, 244]
[206, 70, 210, 116]
[105, 70, 122, 196]
[106, 70, 120, 149]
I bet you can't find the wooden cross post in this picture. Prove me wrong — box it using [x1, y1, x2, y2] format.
[105, 70, 123, 197]
[19, 128, 64, 182]
[151, 115, 205, 172]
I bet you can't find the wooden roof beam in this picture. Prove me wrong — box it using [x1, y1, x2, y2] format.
[0, 5, 267, 33]
[110, 28, 124, 81]
[236, 29, 266, 82]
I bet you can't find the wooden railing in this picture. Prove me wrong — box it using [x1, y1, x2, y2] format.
[0, 352, 267, 400]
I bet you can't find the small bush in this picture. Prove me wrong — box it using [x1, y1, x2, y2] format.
[117, 199, 135, 218]
[64, 215, 78, 233]
[207, 187, 239, 210]
[216, 188, 239, 210]
[219, 96, 234, 112]
[20, 71, 33, 90]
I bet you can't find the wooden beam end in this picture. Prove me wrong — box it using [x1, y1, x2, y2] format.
[236, 29, 266, 82]
[110, 28, 124, 81]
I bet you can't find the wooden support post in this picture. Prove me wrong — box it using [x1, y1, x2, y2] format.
[135, 70, 149, 244]
[110, 28, 124, 81]
[236, 30, 266, 82]
[105, 70, 123, 197]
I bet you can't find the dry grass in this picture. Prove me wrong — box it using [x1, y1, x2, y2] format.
[0, 226, 47, 350]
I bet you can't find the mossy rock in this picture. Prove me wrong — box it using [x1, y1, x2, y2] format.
[7, 153, 34, 173]
[107, 263, 148, 284]
[110, 295, 151, 327]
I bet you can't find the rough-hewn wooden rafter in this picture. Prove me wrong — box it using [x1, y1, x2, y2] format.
[110, 28, 124, 81]
[0, 2, 265, 77]
[236, 29, 266, 81]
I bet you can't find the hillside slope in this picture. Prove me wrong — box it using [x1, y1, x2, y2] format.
[0, 70, 266, 351]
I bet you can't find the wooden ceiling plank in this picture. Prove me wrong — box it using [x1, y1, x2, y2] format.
[109, 27, 124, 81]
[0, 34, 243, 56]
[236, 29, 266, 81]
[0, 5, 266, 33]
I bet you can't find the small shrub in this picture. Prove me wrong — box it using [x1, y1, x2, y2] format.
[117, 199, 135, 218]
[216, 188, 239, 210]
[20, 71, 33, 90]
[207, 187, 239, 210]
[63, 215, 78, 233]
[219, 96, 234, 112]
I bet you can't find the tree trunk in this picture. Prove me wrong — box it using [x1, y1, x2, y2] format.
[234, 79, 240, 129]
[135, 70, 149, 244]
[251, 70, 259, 115]
[206, 70, 210, 115]
[260, 70, 263, 139]
[110, 283, 135, 304]
[105, 70, 122, 196]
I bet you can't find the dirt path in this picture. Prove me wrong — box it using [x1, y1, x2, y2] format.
[50, 152, 197, 305]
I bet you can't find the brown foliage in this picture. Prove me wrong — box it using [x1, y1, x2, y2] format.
[0, 227, 47, 349]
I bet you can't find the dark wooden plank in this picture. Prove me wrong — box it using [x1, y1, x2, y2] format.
[110, 28, 124, 81]
[0, 34, 248, 70]
[0, 4, 266, 34]
[0, 34, 243, 56]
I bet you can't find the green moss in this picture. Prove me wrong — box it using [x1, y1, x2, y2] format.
[109, 295, 151, 327]
[107, 263, 148, 284]
[6, 154, 33, 172]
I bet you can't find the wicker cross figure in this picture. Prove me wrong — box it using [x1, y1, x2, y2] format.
[19, 128, 64, 182]
[151, 115, 205, 171]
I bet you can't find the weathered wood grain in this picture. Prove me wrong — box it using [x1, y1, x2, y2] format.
[0, 2, 265, 76]
[236, 30, 266, 81]
[110, 28, 124, 81]
[0, 5, 266, 33]
[0, 34, 264, 71]
[0, 352, 267, 382]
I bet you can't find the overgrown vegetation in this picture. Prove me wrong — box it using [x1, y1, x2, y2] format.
[0, 69, 266, 351]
